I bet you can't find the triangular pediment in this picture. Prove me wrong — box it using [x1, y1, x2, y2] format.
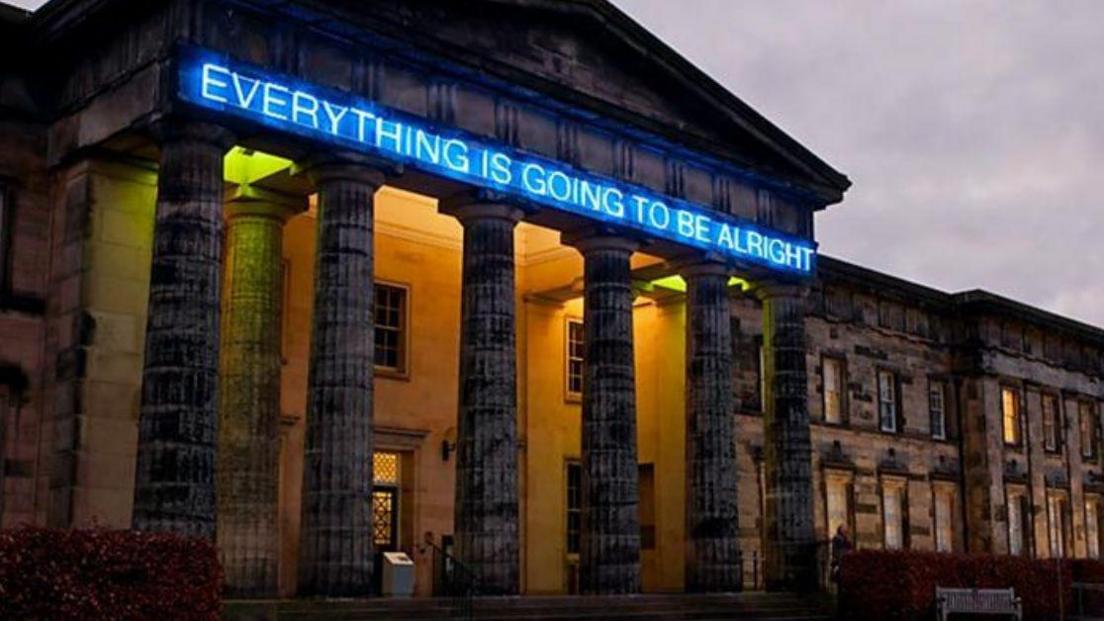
[347, 0, 850, 202]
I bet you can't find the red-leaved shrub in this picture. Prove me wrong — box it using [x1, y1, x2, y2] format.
[838, 550, 1104, 621]
[0, 527, 222, 620]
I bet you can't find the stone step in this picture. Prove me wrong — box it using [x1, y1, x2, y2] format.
[226, 593, 834, 621]
[284, 612, 831, 621]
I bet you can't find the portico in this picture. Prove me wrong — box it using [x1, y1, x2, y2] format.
[22, 0, 848, 601]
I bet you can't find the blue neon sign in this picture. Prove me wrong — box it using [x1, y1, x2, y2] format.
[178, 47, 815, 274]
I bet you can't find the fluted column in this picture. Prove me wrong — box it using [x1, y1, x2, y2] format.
[573, 234, 641, 594]
[447, 202, 524, 595]
[298, 160, 384, 597]
[217, 195, 303, 597]
[683, 261, 741, 592]
[133, 121, 234, 538]
[757, 284, 816, 591]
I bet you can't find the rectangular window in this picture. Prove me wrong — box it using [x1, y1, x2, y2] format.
[1049, 495, 1068, 558]
[1008, 492, 1026, 556]
[826, 475, 853, 537]
[822, 357, 844, 424]
[1043, 394, 1061, 453]
[1087, 499, 1101, 560]
[1002, 387, 1021, 446]
[882, 482, 906, 550]
[929, 380, 947, 440]
[934, 489, 954, 553]
[371, 451, 401, 551]
[757, 338, 766, 413]
[756, 188, 773, 226]
[566, 461, 581, 555]
[0, 385, 7, 518]
[374, 283, 408, 373]
[566, 319, 584, 400]
[0, 184, 8, 293]
[639, 464, 656, 550]
[878, 370, 898, 433]
[1081, 402, 1098, 459]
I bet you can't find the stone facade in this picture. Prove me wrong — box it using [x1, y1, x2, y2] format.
[0, 0, 1101, 602]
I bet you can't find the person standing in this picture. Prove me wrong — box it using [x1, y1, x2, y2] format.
[830, 524, 853, 585]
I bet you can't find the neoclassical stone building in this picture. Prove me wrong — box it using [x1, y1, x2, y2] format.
[0, 0, 1102, 601]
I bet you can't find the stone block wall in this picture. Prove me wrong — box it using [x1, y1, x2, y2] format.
[0, 118, 50, 527]
[44, 158, 156, 528]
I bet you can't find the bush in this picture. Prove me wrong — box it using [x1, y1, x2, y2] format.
[837, 550, 1104, 621]
[0, 527, 222, 620]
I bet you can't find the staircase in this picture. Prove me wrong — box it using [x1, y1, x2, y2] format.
[225, 593, 835, 621]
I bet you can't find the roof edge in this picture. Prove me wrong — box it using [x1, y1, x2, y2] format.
[25, 0, 852, 203]
[0, 2, 32, 25]
[819, 255, 1104, 345]
[953, 289, 1104, 345]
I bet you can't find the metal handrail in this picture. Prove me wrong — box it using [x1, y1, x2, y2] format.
[1072, 582, 1104, 621]
[419, 533, 480, 620]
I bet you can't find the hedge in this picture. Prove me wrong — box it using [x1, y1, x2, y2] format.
[838, 550, 1104, 621]
[0, 527, 222, 620]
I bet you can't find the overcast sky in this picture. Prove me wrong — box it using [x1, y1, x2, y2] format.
[609, 0, 1104, 326]
[7, 1, 1104, 325]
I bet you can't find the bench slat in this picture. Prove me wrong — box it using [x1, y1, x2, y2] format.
[936, 587, 1021, 618]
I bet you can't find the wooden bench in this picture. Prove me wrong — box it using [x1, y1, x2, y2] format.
[936, 587, 1022, 620]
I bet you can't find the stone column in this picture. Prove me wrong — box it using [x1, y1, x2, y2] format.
[447, 202, 524, 595]
[217, 194, 303, 597]
[756, 284, 816, 591]
[683, 261, 741, 592]
[297, 160, 384, 597]
[574, 234, 641, 594]
[133, 121, 234, 538]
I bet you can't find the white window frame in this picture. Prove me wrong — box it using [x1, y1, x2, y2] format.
[1002, 386, 1022, 447]
[822, 356, 844, 425]
[933, 485, 955, 553]
[1049, 493, 1069, 558]
[878, 370, 898, 433]
[1043, 393, 1061, 453]
[1007, 489, 1026, 556]
[929, 380, 947, 440]
[564, 317, 584, 402]
[825, 471, 853, 538]
[882, 478, 906, 550]
[374, 281, 411, 377]
[1087, 497, 1101, 560]
[1081, 401, 1098, 459]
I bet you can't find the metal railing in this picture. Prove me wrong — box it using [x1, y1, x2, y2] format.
[737, 549, 762, 591]
[737, 541, 833, 592]
[1072, 582, 1104, 620]
[420, 533, 480, 620]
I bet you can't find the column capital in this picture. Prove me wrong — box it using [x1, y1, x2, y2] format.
[753, 281, 809, 302]
[442, 202, 525, 224]
[562, 227, 641, 255]
[225, 186, 309, 222]
[438, 188, 532, 220]
[292, 151, 396, 187]
[677, 257, 732, 280]
[150, 119, 236, 151]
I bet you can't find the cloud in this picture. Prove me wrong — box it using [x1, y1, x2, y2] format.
[611, 0, 1104, 326]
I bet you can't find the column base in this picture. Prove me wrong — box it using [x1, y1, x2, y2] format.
[764, 541, 820, 593]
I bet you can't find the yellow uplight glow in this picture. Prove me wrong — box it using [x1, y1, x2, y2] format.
[648, 275, 751, 293]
